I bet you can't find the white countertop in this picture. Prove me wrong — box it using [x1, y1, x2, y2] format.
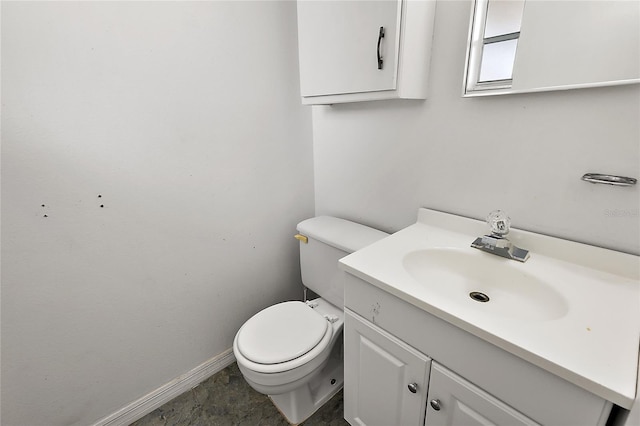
[339, 208, 640, 409]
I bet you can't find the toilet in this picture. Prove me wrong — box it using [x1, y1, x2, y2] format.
[233, 216, 388, 424]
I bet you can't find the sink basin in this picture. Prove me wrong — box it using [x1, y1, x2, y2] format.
[402, 248, 569, 321]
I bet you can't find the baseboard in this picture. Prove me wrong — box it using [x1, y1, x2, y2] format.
[92, 348, 236, 426]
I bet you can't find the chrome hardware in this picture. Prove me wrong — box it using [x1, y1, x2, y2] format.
[407, 383, 418, 393]
[430, 399, 442, 411]
[377, 26, 385, 70]
[581, 173, 637, 187]
[471, 210, 529, 262]
[469, 291, 490, 303]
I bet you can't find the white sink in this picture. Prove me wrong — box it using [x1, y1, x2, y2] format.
[402, 248, 569, 321]
[339, 208, 640, 408]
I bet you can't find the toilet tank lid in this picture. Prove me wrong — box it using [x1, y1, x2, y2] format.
[297, 216, 389, 253]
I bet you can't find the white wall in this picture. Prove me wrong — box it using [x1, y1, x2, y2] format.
[313, 1, 640, 255]
[1, 2, 313, 425]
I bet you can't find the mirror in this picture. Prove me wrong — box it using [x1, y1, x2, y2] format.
[463, 0, 640, 96]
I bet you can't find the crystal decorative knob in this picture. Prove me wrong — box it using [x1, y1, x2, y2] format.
[407, 383, 418, 393]
[430, 399, 441, 411]
[487, 209, 511, 236]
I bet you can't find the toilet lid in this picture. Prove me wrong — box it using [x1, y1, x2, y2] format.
[236, 301, 329, 365]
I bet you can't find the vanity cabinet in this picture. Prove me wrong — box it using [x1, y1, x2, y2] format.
[296, 0, 436, 105]
[343, 272, 613, 426]
[344, 311, 431, 426]
[345, 310, 539, 426]
[425, 363, 538, 426]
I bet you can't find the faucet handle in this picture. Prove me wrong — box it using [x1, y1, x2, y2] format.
[487, 210, 511, 236]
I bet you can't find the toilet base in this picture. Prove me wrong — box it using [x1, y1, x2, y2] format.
[269, 354, 344, 425]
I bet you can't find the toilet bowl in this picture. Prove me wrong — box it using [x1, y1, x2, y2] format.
[232, 216, 388, 424]
[234, 299, 343, 391]
[234, 299, 344, 423]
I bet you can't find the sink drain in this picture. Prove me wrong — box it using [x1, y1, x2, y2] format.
[469, 291, 490, 303]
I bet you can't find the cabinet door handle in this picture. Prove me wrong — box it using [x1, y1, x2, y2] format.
[377, 26, 385, 70]
[430, 399, 442, 411]
[407, 383, 418, 393]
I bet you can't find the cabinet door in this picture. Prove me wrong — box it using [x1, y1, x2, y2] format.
[344, 311, 430, 426]
[297, 0, 401, 97]
[425, 362, 540, 426]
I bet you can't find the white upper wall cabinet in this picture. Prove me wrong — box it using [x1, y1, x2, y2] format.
[296, 0, 437, 105]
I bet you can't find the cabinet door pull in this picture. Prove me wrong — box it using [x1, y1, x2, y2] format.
[430, 399, 442, 411]
[407, 382, 418, 393]
[377, 26, 385, 69]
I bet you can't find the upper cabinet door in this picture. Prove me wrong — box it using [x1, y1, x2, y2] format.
[297, 0, 400, 97]
[296, 0, 437, 105]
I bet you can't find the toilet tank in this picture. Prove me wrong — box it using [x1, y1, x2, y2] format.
[296, 216, 388, 307]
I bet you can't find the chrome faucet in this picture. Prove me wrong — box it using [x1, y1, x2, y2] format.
[471, 210, 530, 262]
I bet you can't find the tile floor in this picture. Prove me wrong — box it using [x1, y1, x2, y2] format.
[131, 362, 349, 426]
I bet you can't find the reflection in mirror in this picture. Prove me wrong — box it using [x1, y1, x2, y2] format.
[479, 38, 518, 82]
[464, 0, 640, 96]
[466, 0, 525, 92]
[484, 0, 523, 37]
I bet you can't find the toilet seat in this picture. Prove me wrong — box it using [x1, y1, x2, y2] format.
[237, 301, 330, 365]
[234, 301, 333, 374]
